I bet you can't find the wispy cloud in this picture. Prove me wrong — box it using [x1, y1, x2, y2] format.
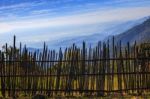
[0, 6, 150, 34]
[1, 0, 150, 21]
[0, 3, 30, 10]
[0, 0, 150, 47]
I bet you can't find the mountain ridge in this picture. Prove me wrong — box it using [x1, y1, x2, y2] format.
[114, 17, 150, 45]
[44, 16, 150, 49]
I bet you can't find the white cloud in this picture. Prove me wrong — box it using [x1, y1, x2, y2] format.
[0, 6, 150, 34]
[31, 9, 55, 15]
[0, 23, 14, 33]
[0, 2, 44, 10]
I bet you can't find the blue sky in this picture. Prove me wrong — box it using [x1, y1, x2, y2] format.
[0, 0, 150, 48]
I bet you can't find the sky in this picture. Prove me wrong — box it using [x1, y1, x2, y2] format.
[0, 0, 150, 48]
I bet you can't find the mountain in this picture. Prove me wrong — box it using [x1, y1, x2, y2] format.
[27, 16, 149, 51]
[44, 17, 149, 49]
[115, 17, 150, 45]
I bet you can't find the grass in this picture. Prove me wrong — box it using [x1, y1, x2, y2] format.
[1, 94, 149, 99]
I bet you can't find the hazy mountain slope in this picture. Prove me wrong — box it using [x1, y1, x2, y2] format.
[27, 16, 149, 50]
[115, 18, 150, 45]
[44, 17, 149, 49]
